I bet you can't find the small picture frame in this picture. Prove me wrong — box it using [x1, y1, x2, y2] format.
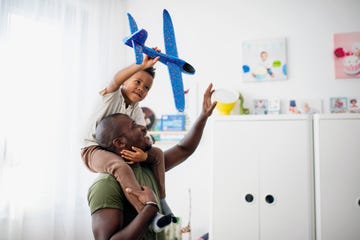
[253, 99, 268, 115]
[287, 99, 322, 114]
[348, 97, 360, 113]
[268, 98, 281, 114]
[330, 97, 348, 113]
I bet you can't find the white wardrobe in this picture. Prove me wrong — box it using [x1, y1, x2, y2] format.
[313, 114, 360, 240]
[210, 115, 315, 240]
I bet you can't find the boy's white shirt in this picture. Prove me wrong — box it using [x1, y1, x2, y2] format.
[82, 89, 146, 148]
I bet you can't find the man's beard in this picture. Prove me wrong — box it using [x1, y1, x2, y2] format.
[144, 144, 152, 152]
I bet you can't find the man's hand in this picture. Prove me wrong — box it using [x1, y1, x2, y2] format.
[121, 146, 148, 165]
[202, 83, 217, 117]
[126, 185, 157, 205]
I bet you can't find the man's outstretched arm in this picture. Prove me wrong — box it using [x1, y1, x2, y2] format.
[164, 83, 217, 171]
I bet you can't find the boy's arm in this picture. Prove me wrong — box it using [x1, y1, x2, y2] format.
[164, 83, 217, 171]
[101, 52, 160, 95]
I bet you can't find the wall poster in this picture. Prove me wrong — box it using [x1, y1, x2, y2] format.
[242, 38, 287, 82]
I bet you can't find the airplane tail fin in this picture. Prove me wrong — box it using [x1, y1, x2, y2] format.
[127, 13, 138, 33]
[123, 29, 148, 64]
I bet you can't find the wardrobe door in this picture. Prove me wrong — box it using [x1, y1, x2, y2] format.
[314, 114, 360, 240]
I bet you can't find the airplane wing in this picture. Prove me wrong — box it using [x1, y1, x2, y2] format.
[163, 9, 178, 58]
[127, 13, 138, 33]
[163, 9, 184, 112]
[125, 13, 146, 64]
[167, 62, 185, 112]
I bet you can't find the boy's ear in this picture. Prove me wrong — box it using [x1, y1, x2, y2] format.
[113, 136, 126, 148]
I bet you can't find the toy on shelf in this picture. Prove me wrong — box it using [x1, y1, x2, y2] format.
[239, 93, 249, 115]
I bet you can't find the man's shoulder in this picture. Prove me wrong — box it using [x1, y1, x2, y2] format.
[89, 174, 120, 192]
[87, 174, 124, 214]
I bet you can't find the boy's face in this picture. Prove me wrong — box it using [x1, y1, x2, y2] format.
[122, 70, 154, 104]
[260, 52, 268, 61]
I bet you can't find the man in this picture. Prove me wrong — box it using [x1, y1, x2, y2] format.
[87, 83, 217, 240]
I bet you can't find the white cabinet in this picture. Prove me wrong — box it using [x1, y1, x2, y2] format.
[210, 115, 315, 240]
[313, 114, 360, 240]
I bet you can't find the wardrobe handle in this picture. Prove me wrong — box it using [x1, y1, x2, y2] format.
[265, 194, 275, 204]
[245, 193, 254, 203]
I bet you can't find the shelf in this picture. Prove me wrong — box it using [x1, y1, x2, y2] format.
[149, 131, 187, 144]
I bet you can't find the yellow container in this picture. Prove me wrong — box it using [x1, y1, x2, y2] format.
[213, 89, 238, 115]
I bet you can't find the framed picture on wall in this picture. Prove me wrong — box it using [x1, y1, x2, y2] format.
[333, 32, 360, 79]
[242, 38, 287, 82]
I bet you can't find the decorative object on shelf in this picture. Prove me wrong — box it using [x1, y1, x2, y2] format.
[141, 107, 156, 130]
[349, 97, 360, 113]
[268, 98, 281, 114]
[213, 89, 238, 115]
[150, 131, 186, 143]
[161, 114, 185, 131]
[287, 99, 322, 114]
[242, 38, 287, 82]
[123, 9, 195, 112]
[239, 93, 250, 115]
[253, 99, 268, 115]
[333, 32, 360, 79]
[329, 97, 348, 113]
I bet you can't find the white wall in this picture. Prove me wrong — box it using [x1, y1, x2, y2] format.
[121, 0, 360, 238]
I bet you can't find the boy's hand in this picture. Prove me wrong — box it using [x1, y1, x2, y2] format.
[121, 146, 148, 165]
[141, 47, 161, 69]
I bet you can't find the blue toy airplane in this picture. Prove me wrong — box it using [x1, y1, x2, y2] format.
[123, 9, 195, 112]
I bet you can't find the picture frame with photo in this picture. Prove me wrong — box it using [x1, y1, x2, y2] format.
[329, 97, 348, 113]
[268, 98, 281, 114]
[253, 99, 268, 115]
[348, 97, 360, 113]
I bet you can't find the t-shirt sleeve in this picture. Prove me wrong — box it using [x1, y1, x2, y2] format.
[87, 175, 125, 214]
[132, 105, 146, 126]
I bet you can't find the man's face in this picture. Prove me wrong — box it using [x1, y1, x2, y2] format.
[121, 71, 153, 104]
[117, 115, 152, 152]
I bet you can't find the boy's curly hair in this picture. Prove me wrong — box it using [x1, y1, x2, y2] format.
[144, 67, 156, 78]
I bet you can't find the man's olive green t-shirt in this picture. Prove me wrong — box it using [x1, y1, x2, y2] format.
[88, 165, 165, 240]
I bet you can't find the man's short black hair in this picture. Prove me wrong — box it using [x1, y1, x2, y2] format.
[95, 113, 128, 151]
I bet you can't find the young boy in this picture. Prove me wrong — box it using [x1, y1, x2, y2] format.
[81, 51, 175, 232]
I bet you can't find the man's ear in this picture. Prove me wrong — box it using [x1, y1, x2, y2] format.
[113, 136, 126, 149]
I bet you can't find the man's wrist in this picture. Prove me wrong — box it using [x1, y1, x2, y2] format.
[144, 201, 159, 210]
